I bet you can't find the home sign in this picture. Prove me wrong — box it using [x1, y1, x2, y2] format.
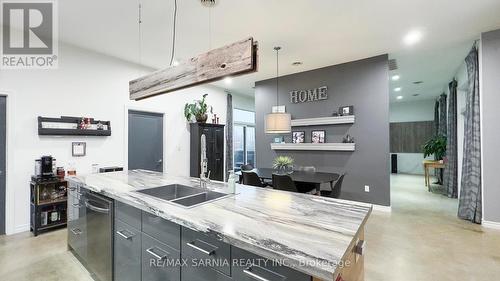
[289, 86, 328, 104]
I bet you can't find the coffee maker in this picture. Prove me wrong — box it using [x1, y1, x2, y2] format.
[35, 156, 55, 179]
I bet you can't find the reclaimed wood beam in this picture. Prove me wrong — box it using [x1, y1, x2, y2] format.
[129, 37, 258, 100]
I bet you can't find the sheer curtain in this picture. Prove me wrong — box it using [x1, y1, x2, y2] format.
[225, 93, 233, 181]
[458, 47, 482, 224]
[444, 80, 458, 198]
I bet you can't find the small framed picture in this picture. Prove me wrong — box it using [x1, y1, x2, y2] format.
[273, 137, 284, 143]
[72, 142, 86, 157]
[311, 130, 326, 144]
[292, 131, 305, 143]
[339, 105, 354, 116]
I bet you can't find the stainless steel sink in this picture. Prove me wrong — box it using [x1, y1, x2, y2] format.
[135, 184, 230, 208]
[171, 191, 228, 208]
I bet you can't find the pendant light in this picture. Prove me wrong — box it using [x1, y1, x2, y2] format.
[265, 47, 291, 134]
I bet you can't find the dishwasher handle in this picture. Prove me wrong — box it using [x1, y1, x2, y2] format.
[85, 200, 111, 214]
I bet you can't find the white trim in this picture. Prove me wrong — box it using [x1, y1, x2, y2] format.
[372, 204, 392, 212]
[14, 223, 29, 234]
[0, 91, 15, 234]
[482, 220, 500, 230]
[124, 104, 168, 172]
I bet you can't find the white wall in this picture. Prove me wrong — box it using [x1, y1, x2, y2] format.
[390, 99, 435, 175]
[0, 44, 234, 234]
[232, 93, 255, 111]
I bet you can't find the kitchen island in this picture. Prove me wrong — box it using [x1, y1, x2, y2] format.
[67, 170, 371, 281]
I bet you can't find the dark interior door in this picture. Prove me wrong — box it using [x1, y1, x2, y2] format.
[128, 110, 164, 172]
[0, 96, 5, 234]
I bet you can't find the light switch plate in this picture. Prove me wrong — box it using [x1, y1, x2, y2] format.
[364, 185, 370, 192]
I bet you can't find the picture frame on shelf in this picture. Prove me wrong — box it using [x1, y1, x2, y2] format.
[72, 142, 86, 157]
[292, 131, 305, 143]
[273, 136, 284, 143]
[339, 105, 354, 116]
[311, 130, 326, 143]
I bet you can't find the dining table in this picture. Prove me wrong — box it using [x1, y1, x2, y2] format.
[236, 168, 340, 193]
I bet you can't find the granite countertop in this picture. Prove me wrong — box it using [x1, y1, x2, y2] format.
[68, 170, 372, 281]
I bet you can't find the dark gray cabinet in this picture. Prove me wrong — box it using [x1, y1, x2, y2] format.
[142, 233, 181, 281]
[67, 183, 87, 262]
[190, 123, 225, 181]
[114, 220, 142, 281]
[111, 202, 313, 281]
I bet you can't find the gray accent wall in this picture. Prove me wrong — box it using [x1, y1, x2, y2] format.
[255, 55, 390, 206]
[480, 29, 500, 224]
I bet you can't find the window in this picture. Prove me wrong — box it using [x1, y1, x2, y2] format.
[233, 109, 256, 171]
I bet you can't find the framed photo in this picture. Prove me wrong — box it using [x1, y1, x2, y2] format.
[311, 130, 326, 144]
[72, 142, 86, 157]
[292, 131, 305, 143]
[273, 137, 284, 143]
[339, 105, 354, 116]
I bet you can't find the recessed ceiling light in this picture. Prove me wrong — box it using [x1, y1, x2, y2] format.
[396, 95, 404, 100]
[394, 87, 402, 92]
[391, 75, 400, 81]
[292, 61, 303, 66]
[224, 77, 232, 85]
[403, 30, 423, 46]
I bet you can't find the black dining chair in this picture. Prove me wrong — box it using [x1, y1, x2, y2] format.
[320, 173, 345, 198]
[240, 164, 254, 171]
[242, 171, 266, 187]
[272, 174, 299, 193]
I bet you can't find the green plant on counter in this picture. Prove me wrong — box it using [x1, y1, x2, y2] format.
[273, 156, 294, 171]
[184, 94, 213, 123]
[422, 134, 447, 160]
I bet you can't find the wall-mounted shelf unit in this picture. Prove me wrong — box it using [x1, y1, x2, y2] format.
[38, 116, 111, 136]
[270, 143, 355, 151]
[291, 115, 355, 127]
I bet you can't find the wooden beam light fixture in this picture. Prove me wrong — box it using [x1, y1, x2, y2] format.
[129, 37, 258, 101]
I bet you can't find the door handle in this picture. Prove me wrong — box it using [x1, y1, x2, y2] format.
[85, 200, 110, 214]
[243, 266, 286, 281]
[146, 247, 169, 260]
[116, 229, 136, 240]
[157, 159, 163, 163]
[186, 241, 215, 256]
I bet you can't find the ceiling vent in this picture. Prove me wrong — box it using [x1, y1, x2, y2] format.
[413, 81, 424, 84]
[201, 0, 216, 7]
[388, 59, 398, 71]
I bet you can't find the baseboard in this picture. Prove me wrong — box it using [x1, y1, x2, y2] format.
[372, 204, 392, 212]
[482, 220, 500, 230]
[11, 223, 30, 235]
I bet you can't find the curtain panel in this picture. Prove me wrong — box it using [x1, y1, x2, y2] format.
[444, 80, 458, 198]
[458, 47, 482, 224]
[225, 93, 233, 181]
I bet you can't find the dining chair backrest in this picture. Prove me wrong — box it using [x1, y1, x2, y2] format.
[272, 174, 298, 193]
[240, 164, 254, 171]
[242, 171, 264, 187]
[330, 173, 345, 198]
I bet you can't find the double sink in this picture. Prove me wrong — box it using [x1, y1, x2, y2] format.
[136, 184, 230, 208]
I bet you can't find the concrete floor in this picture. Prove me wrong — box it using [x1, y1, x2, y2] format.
[0, 174, 499, 281]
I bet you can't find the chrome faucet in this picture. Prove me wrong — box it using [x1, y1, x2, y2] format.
[200, 134, 211, 189]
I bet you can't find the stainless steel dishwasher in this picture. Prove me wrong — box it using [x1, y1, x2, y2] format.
[85, 191, 114, 281]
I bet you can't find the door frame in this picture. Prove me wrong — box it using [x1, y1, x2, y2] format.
[0, 92, 13, 234]
[124, 105, 167, 172]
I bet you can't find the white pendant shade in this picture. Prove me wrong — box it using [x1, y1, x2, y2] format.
[265, 112, 291, 134]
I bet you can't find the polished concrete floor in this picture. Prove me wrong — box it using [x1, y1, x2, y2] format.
[0, 174, 499, 281]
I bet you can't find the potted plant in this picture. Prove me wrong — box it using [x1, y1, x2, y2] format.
[273, 156, 294, 174]
[422, 134, 447, 162]
[184, 94, 213, 123]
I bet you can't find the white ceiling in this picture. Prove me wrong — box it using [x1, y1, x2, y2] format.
[58, 0, 500, 100]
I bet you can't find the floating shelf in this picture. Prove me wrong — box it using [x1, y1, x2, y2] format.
[270, 143, 355, 151]
[291, 115, 355, 127]
[38, 116, 111, 136]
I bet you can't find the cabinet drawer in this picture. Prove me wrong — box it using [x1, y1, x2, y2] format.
[181, 264, 233, 281]
[142, 233, 181, 281]
[142, 211, 181, 251]
[114, 220, 142, 281]
[115, 201, 141, 230]
[232, 247, 311, 281]
[181, 227, 231, 276]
